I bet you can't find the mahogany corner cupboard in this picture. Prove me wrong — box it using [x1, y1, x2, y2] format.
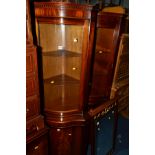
[89, 11, 124, 107]
[34, 2, 97, 155]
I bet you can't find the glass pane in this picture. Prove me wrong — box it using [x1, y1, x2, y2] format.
[38, 23, 84, 111]
[96, 28, 114, 51]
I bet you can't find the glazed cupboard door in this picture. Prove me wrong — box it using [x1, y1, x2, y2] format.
[34, 2, 97, 118]
[90, 28, 115, 99]
[34, 3, 97, 155]
[37, 23, 84, 112]
[89, 12, 123, 106]
[36, 19, 91, 113]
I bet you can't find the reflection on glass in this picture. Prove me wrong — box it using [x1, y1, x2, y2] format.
[38, 23, 84, 111]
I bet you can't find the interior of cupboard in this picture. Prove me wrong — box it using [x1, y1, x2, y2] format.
[90, 27, 116, 97]
[38, 23, 84, 111]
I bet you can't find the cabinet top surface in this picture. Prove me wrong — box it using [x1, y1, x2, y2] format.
[34, 2, 94, 10]
[34, 2, 97, 20]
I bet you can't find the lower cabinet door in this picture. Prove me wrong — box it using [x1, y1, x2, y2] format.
[26, 133, 48, 155]
[49, 126, 87, 155]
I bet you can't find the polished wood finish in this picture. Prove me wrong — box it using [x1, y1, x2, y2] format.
[26, 116, 45, 139]
[49, 126, 88, 155]
[34, 3, 97, 120]
[26, 1, 49, 154]
[34, 2, 97, 155]
[89, 12, 124, 106]
[27, 129, 49, 155]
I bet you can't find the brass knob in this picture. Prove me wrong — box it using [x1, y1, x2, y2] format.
[98, 51, 103, 54]
[68, 133, 72, 136]
[57, 129, 61, 132]
[26, 108, 29, 112]
[72, 67, 77, 70]
[34, 146, 39, 150]
[73, 38, 78, 43]
[50, 80, 55, 84]
[36, 126, 39, 131]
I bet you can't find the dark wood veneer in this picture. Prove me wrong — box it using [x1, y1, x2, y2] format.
[89, 12, 124, 106]
[26, 0, 49, 154]
[33, 2, 97, 155]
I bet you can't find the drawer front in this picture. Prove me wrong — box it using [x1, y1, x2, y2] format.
[26, 47, 37, 74]
[26, 76, 38, 97]
[27, 133, 48, 155]
[26, 95, 39, 118]
[26, 116, 45, 137]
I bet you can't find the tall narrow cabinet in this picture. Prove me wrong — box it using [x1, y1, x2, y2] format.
[34, 2, 97, 155]
[89, 12, 124, 106]
[26, 0, 49, 154]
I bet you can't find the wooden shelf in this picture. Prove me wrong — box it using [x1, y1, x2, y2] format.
[44, 74, 80, 85]
[43, 74, 80, 111]
[42, 50, 81, 57]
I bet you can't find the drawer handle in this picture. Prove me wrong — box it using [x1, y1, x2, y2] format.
[26, 108, 29, 112]
[34, 146, 39, 150]
[26, 125, 39, 134]
[57, 129, 61, 132]
[68, 133, 72, 136]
